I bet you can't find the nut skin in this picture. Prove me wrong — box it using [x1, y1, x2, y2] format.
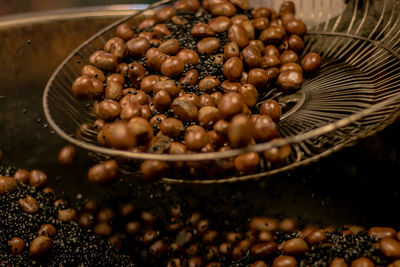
[145, 48, 168, 72]
[242, 45, 262, 68]
[248, 68, 269, 89]
[272, 256, 297, 267]
[171, 97, 199, 122]
[160, 118, 184, 138]
[81, 65, 105, 82]
[140, 75, 160, 93]
[280, 50, 298, 64]
[238, 84, 258, 108]
[252, 115, 280, 142]
[285, 19, 307, 36]
[184, 126, 209, 150]
[154, 7, 176, 22]
[95, 99, 122, 121]
[38, 224, 57, 237]
[198, 76, 220, 92]
[58, 208, 77, 222]
[102, 121, 136, 149]
[191, 23, 215, 37]
[210, 2, 236, 17]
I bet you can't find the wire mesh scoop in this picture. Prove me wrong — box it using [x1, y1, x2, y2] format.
[43, 0, 400, 184]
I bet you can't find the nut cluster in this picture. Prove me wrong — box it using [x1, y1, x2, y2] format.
[71, 0, 322, 180]
[78, 199, 400, 267]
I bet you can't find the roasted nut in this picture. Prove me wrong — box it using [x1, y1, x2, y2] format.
[224, 42, 240, 59]
[180, 70, 200, 86]
[30, 236, 52, 256]
[223, 57, 243, 81]
[228, 24, 249, 48]
[228, 114, 253, 148]
[58, 208, 77, 222]
[160, 118, 184, 138]
[154, 7, 176, 22]
[185, 126, 209, 150]
[191, 23, 215, 37]
[210, 16, 232, 33]
[13, 169, 30, 184]
[197, 37, 221, 54]
[88, 160, 118, 185]
[285, 19, 307, 36]
[210, 2, 236, 16]
[280, 50, 298, 64]
[242, 45, 262, 68]
[302, 52, 322, 72]
[159, 38, 180, 55]
[140, 75, 160, 93]
[252, 114, 279, 142]
[259, 99, 281, 122]
[177, 49, 200, 65]
[161, 56, 185, 77]
[0, 176, 17, 194]
[81, 65, 105, 82]
[172, 97, 199, 122]
[18, 195, 39, 213]
[145, 48, 168, 72]
[102, 121, 136, 149]
[198, 106, 221, 128]
[248, 68, 269, 89]
[141, 160, 169, 180]
[277, 70, 303, 92]
[238, 84, 258, 107]
[234, 152, 260, 173]
[29, 170, 48, 188]
[153, 24, 171, 38]
[115, 23, 135, 40]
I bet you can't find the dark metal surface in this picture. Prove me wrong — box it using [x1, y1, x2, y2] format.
[0, 8, 400, 228]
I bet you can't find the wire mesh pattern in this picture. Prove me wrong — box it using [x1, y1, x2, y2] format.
[43, 0, 400, 184]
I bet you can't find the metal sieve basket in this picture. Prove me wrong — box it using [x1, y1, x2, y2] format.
[43, 0, 400, 184]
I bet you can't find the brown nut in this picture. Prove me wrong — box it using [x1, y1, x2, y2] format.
[224, 42, 240, 59]
[210, 2, 236, 16]
[288, 34, 304, 53]
[145, 48, 168, 72]
[180, 69, 200, 86]
[228, 24, 249, 48]
[88, 160, 118, 186]
[259, 99, 281, 122]
[228, 114, 253, 148]
[18, 195, 39, 213]
[9, 237, 25, 255]
[283, 238, 309, 255]
[261, 55, 280, 68]
[71, 75, 94, 100]
[107, 73, 125, 86]
[115, 23, 135, 40]
[218, 92, 243, 119]
[280, 50, 298, 64]
[81, 65, 105, 82]
[154, 6, 176, 22]
[249, 217, 278, 231]
[199, 94, 216, 107]
[252, 17, 269, 31]
[161, 56, 185, 77]
[248, 68, 269, 89]
[253, 7, 272, 19]
[58, 145, 76, 167]
[223, 57, 243, 81]
[0, 176, 17, 194]
[234, 152, 260, 173]
[89, 51, 117, 72]
[153, 80, 180, 98]
[127, 117, 153, 145]
[153, 90, 172, 111]
[171, 97, 199, 122]
[259, 26, 286, 44]
[177, 49, 200, 65]
[285, 19, 307, 36]
[272, 255, 297, 267]
[265, 45, 280, 56]
[302, 52, 322, 72]
[29, 170, 48, 188]
[140, 160, 169, 180]
[242, 20, 255, 40]
[105, 81, 123, 100]
[95, 99, 121, 121]
[128, 62, 146, 88]
[173, 0, 200, 12]
[30, 236, 52, 256]
[126, 37, 151, 57]
[153, 24, 171, 39]
[160, 118, 184, 138]
[198, 106, 221, 128]
[238, 84, 258, 107]
[197, 37, 221, 54]
[229, 0, 249, 10]
[263, 139, 291, 165]
[38, 224, 57, 237]
[184, 126, 209, 150]
[210, 16, 232, 33]
[102, 121, 136, 149]
[140, 75, 160, 93]
[198, 76, 221, 92]
[277, 70, 303, 92]
[13, 169, 30, 184]
[280, 62, 302, 73]
[138, 18, 156, 29]
[242, 45, 262, 68]
[58, 208, 77, 222]
[159, 38, 180, 55]
[250, 242, 277, 257]
[252, 114, 279, 142]
[191, 23, 215, 37]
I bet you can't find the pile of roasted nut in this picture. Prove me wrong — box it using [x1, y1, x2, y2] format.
[71, 0, 321, 180]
